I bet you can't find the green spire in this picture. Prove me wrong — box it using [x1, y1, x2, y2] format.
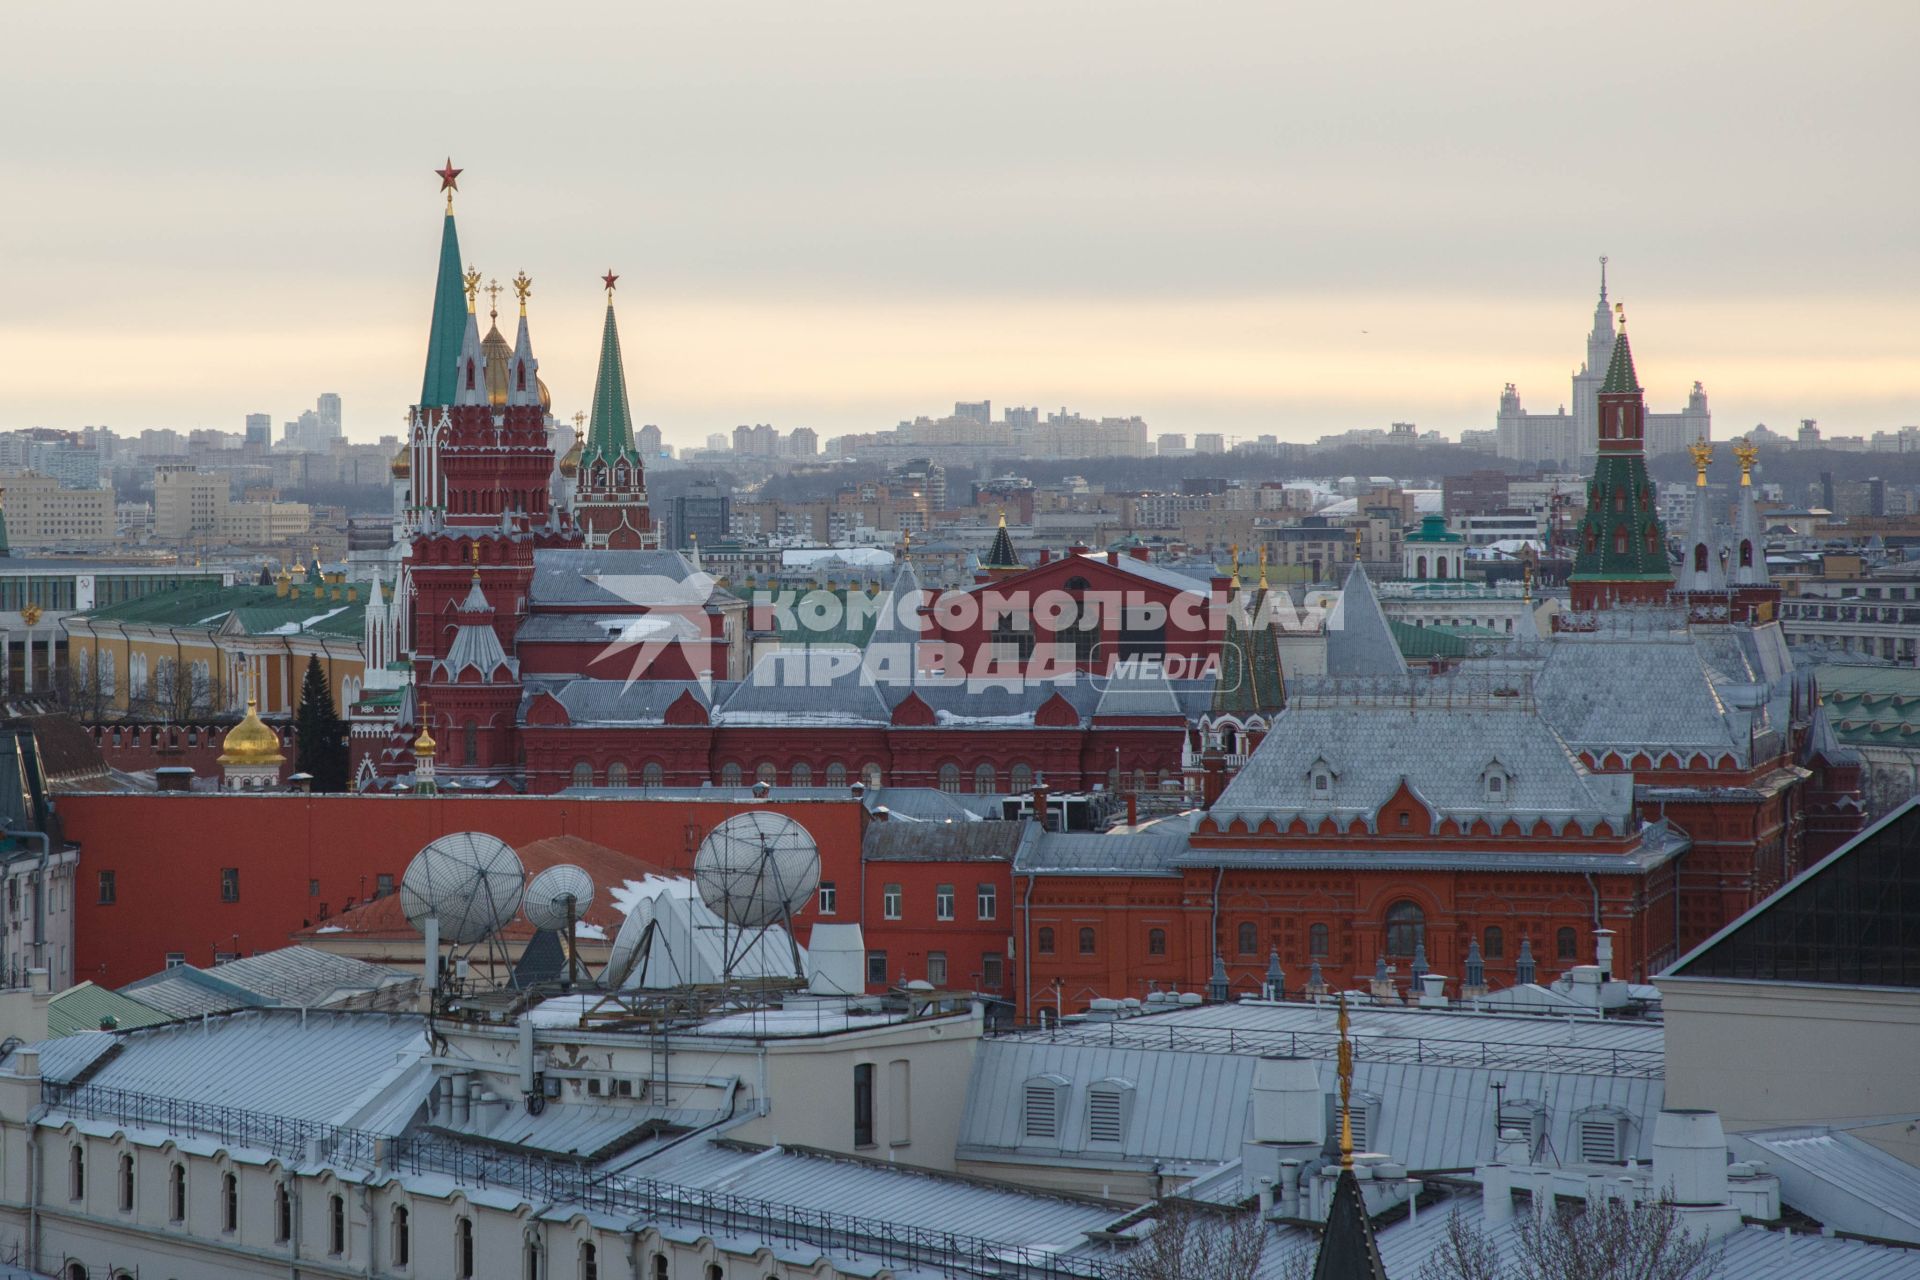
[1600, 330, 1640, 394]
[584, 301, 639, 465]
[418, 212, 468, 408]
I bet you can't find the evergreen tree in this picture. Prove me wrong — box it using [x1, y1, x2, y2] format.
[294, 655, 349, 792]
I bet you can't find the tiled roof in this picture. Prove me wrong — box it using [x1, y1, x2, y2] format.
[1535, 633, 1750, 763]
[864, 820, 1031, 862]
[1326, 564, 1408, 678]
[1212, 699, 1632, 832]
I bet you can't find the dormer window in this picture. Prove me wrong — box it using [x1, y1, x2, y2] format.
[1482, 762, 1512, 804]
[1309, 758, 1336, 800]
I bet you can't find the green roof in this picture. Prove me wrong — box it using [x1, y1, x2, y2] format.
[1569, 452, 1671, 583]
[418, 212, 468, 408]
[1389, 619, 1497, 659]
[583, 301, 639, 466]
[1600, 330, 1640, 394]
[1403, 514, 1464, 544]
[1813, 664, 1920, 746]
[48, 981, 173, 1036]
[75, 582, 366, 639]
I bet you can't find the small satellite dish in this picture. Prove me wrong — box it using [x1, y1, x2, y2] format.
[524, 864, 596, 932]
[602, 896, 656, 989]
[401, 832, 526, 944]
[693, 811, 821, 929]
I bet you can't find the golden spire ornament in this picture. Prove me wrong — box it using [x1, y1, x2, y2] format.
[462, 266, 481, 313]
[1687, 438, 1713, 488]
[1257, 542, 1270, 591]
[1228, 543, 1241, 591]
[1733, 437, 1759, 487]
[1336, 991, 1355, 1169]
[485, 277, 502, 320]
[512, 271, 532, 316]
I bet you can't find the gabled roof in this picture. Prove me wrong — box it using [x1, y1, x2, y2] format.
[47, 981, 173, 1036]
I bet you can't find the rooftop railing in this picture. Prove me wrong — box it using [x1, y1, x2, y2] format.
[41, 1082, 1139, 1280]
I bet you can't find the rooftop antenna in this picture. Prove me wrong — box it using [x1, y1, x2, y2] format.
[693, 811, 821, 983]
[524, 864, 596, 990]
[400, 832, 526, 999]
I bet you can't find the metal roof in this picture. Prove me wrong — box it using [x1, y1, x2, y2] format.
[1016, 830, 1187, 877]
[1327, 564, 1409, 679]
[864, 819, 1031, 862]
[50, 1008, 428, 1128]
[1733, 1127, 1920, 1245]
[46, 982, 173, 1036]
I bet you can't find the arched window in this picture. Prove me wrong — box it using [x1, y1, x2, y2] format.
[580, 1241, 599, 1280]
[1740, 539, 1753, 568]
[118, 1153, 133, 1212]
[1483, 925, 1505, 959]
[169, 1162, 186, 1222]
[862, 762, 883, 788]
[1078, 927, 1096, 955]
[1132, 768, 1147, 794]
[1148, 928, 1167, 955]
[463, 719, 478, 765]
[1556, 927, 1578, 961]
[606, 762, 628, 787]
[1613, 488, 1626, 512]
[720, 761, 742, 786]
[391, 1205, 411, 1266]
[222, 1171, 238, 1233]
[783, 761, 809, 788]
[68, 1144, 84, 1200]
[755, 761, 777, 785]
[1436, 558, 1448, 580]
[642, 762, 664, 788]
[275, 1183, 292, 1243]
[1613, 527, 1628, 555]
[98, 649, 116, 698]
[973, 763, 997, 794]
[1585, 529, 1597, 554]
[1010, 763, 1033, 793]
[1415, 555, 1427, 580]
[1237, 922, 1258, 954]
[1309, 923, 1330, 956]
[938, 763, 961, 793]
[328, 1192, 345, 1254]
[571, 761, 593, 788]
[455, 1215, 475, 1279]
[1384, 900, 1425, 958]
[824, 761, 847, 787]
[1037, 927, 1055, 955]
[652, 1255, 669, 1280]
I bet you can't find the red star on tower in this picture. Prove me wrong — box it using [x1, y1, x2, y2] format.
[435, 158, 462, 194]
[602, 270, 620, 295]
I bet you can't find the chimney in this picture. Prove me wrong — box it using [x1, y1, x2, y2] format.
[1653, 1110, 1730, 1207]
[1030, 775, 1050, 831]
[1200, 736, 1227, 808]
[1594, 928, 1615, 981]
[156, 766, 194, 792]
[1129, 545, 1151, 561]
[1106, 550, 1118, 565]
[1038, 549, 1052, 565]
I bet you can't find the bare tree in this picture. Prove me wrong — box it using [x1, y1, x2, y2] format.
[1417, 1200, 1722, 1280]
[1117, 1201, 1280, 1280]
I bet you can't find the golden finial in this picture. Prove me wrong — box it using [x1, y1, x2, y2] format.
[902, 528, 913, 562]
[997, 509, 1007, 528]
[573, 410, 587, 432]
[1687, 438, 1714, 488]
[462, 266, 481, 313]
[1257, 542, 1270, 591]
[1733, 437, 1759, 487]
[469, 541, 482, 581]
[1522, 557, 1534, 605]
[1336, 991, 1355, 1169]
[512, 271, 532, 316]
[20, 603, 40, 629]
[1228, 543, 1241, 591]
[414, 700, 436, 757]
[485, 277, 502, 320]
[1614, 301, 1626, 328]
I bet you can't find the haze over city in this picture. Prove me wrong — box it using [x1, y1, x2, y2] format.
[4, 0, 1915, 445]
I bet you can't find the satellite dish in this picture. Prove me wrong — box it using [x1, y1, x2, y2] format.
[693, 811, 820, 929]
[400, 832, 526, 944]
[602, 895, 656, 989]
[524, 864, 596, 932]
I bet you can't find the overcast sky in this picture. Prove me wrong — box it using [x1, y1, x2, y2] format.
[3, 1, 1914, 448]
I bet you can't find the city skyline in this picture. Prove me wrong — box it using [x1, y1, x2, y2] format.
[4, 1, 1915, 446]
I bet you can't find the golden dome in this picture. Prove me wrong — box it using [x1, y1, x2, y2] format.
[219, 693, 285, 766]
[558, 436, 584, 477]
[481, 321, 513, 408]
[538, 376, 552, 414]
[390, 445, 410, 479]
[413, 717, 437, 758]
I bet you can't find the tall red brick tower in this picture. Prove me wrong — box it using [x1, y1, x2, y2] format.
[1568, 316, 1674, 611]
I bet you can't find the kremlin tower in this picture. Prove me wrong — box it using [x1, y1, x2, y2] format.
[1567, 313, 1674, 611]
[572, 275, 657, 550]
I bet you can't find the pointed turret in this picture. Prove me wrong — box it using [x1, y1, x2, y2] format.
[1729, 438, 1768, 587]
[1326, 561, 1407, 679]
[982, 512, 1020, 572]
[583, 289, 639, 469]
[507, 271, 542, 409]
[418, 199, 469, 408]
[1310, 1168, 1391, 1280]
[454, 266, 487, 408]
[1677, 440, 1725, 594]
[1570, 309, 1672, 610]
